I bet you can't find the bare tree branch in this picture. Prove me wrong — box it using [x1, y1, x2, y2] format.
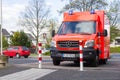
[19, 0, 50, 52]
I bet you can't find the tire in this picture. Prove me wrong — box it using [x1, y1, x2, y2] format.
[10, 56, 13, 58]
[16, 53, 21, 58]
[92, 55, 99, 67]
[74, 60, 79, 64]
[2, 53, 4, 55]
[100, 59, 107, 64]
[24, 55, 29, 58]
[53, 59, 60, 66]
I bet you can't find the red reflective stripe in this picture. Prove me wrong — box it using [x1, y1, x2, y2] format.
[79, 41, 83, 45]
[38, 57, 42, 61]
[80, 58, 83, 62]
[79, 50, 82, 53]
[38, 43, 42, 46]
[38, 50, 42, 53]
[79, 42, 82, 45]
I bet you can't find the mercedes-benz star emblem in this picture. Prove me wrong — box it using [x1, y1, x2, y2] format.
[66, 41, 72, 47]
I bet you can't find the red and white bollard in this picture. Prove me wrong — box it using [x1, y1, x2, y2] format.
[79, 41, 83, 71]
[38, 43, 42, 69]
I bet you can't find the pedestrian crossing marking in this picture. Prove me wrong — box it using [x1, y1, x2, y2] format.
[0, 68, 56, 80]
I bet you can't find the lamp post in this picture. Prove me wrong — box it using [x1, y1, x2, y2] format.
[0, 0, 2, 55]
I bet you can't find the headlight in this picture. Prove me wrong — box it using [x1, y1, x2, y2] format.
[84, 40, 94, 48]
[50, 40, 56, 47]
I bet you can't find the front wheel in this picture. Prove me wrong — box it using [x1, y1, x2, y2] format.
[92, 55, 99, 67]
[10, 56, 13, 58]
[16, 53, 21, 58]
[100, 59, 108, 64]
[74, 60, 79, 64]
[53, 59, 60, 66]
[24, 55, 29, 58]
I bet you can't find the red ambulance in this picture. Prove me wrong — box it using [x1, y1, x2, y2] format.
[50, 10, 110, 67]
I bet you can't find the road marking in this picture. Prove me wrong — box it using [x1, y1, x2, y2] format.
[0, 68, 56, 80]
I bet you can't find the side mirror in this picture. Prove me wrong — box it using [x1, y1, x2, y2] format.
[97, 29, 108, 37]
[104, 29, 108, 37]
[97, 32, 101, 36]
[52, 30, 55, 37]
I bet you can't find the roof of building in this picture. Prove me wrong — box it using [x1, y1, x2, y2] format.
[2, 28, 10, 36]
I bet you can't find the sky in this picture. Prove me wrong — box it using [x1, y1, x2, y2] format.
[0, 0, 114, 32]
[1, 0, 67, 32]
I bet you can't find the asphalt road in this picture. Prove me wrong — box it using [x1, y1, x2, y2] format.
[38, 69, 120, 80]
[0, 53, 120, 80]
[8, 53, 120, 70]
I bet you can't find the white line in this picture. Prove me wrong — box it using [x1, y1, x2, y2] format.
[0, 68, 56, 80]
[79, 46, 82, 50]
[80, 62, 83, 71]
[79, 54, 83, 58]
[39, 61, 42, 68]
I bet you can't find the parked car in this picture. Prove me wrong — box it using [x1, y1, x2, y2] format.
[3, 46, 30, 58]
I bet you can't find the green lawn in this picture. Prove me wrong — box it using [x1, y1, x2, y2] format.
[30, 53, 38, 57]
[110, 47, 120, 53]
[30, 51, 50, 57]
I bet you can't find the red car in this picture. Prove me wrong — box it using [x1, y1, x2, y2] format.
[3, 46, 30, 58]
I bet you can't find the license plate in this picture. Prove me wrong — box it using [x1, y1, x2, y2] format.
[63, 54, 75, 58]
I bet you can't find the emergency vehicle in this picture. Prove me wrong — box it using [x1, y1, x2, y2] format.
[50, 10, 110, 67]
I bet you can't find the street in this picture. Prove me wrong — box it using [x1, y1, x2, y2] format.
[0, 53, 120, 80]
[8, 53, 120, 71]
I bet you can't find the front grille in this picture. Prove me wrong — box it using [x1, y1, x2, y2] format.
[57, 41, 79, 48]
[59, 51, 79, 53]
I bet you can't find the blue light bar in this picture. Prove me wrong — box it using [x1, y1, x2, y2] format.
[90, 10, 95, 14]
[69, 10, 73, 15]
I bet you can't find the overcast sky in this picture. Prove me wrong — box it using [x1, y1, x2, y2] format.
[1, 0, 114, 32]
[1, 0, 66, 32]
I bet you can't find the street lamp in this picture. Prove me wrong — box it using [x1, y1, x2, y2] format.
[0, 0, 2, 55]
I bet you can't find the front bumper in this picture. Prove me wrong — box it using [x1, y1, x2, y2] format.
[50, 47, 97, 61]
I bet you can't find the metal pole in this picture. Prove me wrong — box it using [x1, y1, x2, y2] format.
[0, 0, 3, 55]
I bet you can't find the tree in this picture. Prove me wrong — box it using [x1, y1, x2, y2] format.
[19, 0, 50, 51]
[19, 31, 32, 47]
[10, 31, 31, 47]
[110, 26, 120, 42]
[2, 36, 9, 49]
[44, 19, 58, 48]
[107, 0, 120, 27]
[10, 32, 20, 46]
[106, 0, 120, 42]
[60, 0, 108, 12]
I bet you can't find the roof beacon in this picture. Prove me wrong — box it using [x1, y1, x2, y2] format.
[90, 10, 95, 14]
[69, 10, 73, 15]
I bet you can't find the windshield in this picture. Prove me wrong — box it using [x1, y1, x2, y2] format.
[57, 21, 96, 35]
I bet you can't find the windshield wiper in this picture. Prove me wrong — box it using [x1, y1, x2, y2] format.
[58, 33, 67, 35]
[78, 32, 92, 35]
[58, 32, 91, 35]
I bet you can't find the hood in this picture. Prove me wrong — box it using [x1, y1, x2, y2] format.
[53, 34, 97, 41]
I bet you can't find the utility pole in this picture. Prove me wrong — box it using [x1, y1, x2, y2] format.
[0, 0, 3, 55]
